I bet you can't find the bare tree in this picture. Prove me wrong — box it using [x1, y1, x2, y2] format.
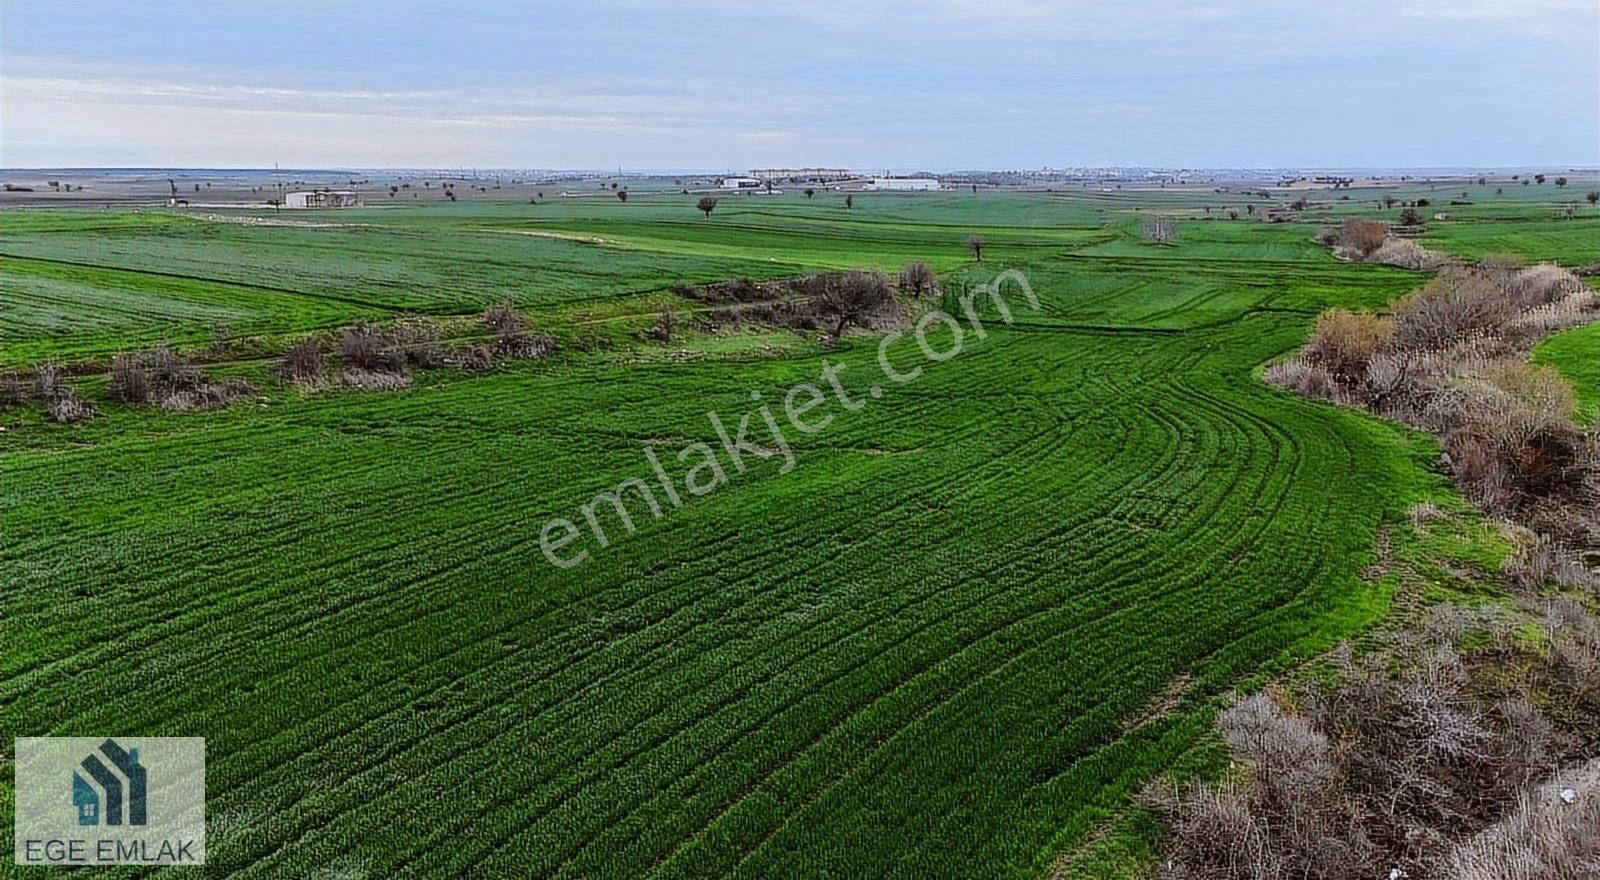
[697, 196, 717, 219]
[1398, 206, 1425, 227]
[1587, 191, 1600, 207]
[1140, 215, 1179, 246]
[811, 270, 895, 341]
[966, 234, 984, 261]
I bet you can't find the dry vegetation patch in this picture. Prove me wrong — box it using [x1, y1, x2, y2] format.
[1267, 259, 1599, 553]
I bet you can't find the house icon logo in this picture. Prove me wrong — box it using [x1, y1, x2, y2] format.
[70, 739, 147, 827]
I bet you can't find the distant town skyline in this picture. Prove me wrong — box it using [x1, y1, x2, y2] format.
[3, 0, 1596, 170]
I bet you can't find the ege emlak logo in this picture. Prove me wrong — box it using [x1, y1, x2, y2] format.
[71, 739, 149, 827]
[14, 737, 205, 866]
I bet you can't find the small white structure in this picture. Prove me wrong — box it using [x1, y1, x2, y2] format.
[718, 177, 763, 189]
[866, 177, 940, 191]
[283, 190, 362, 209]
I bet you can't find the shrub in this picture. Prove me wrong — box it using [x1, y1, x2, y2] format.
[1505, 263, 1584, 310]
[276, 339, 326, 383]
[339, 323, 387, 371]
[483, 303, 526, 336]
[650, 310, 676, 343]
[1391, 271, 1515, 351]
[386, 318, 446, 368]
[1336, 219, 1388, 258]
[1264, 358, 1337, 401]
[494, 331, 556, 359]
[1442, 760, 1600, 879]
[1398, 206, 1425, 227]
[1145, 693, 1380, 879]
[34, 361, 67, 401]
[1447, 363, 1585, 505]
[1369, 238, 1452, 271]
[340, 369, 412, 391]
[145, 343, 203, 393]
[45, 390, 97, 423]
[107, 354, 151, 404]
[159, 377, 256, 412]
[454, 344, 495, 372]
[1, 372, 30, 407]
[1302, 308, 1394, 384]
[899, 261, 938, 298]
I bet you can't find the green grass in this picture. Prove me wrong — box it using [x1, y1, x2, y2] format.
[0, 187, 1586, 878]
[1535, 321, 1600, 421]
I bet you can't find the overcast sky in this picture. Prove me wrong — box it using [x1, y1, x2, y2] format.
[2, 0, 1596, 169]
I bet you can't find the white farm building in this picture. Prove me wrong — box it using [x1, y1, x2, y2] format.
[718, 177, 763, 189]
[283, 190, 362, 209]
[866, 177, 940, 191]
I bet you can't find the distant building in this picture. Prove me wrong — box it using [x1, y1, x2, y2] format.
[866, 177, 940, 191]
[283, 190, 362, 209]
[750, 168, 854, 183]
[718, 177, 764, 189]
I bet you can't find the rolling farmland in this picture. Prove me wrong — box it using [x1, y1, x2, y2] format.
[3, 187, 1594, 877]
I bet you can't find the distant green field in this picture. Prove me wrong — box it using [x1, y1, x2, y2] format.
[0, 186, 1587, 878]
[1421, 214, 1600, 264]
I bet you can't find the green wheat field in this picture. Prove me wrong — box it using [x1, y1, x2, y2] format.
[3, 186, 1596, 878]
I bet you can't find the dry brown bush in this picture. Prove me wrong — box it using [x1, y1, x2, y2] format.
[1264, 358, 1338, 401]
[1337, 218, 1389, 258]
[1153, 601, 1600, 879]
[1506, 263, 1585, 310]
[385, 318, 446, 368]
[454, 344, 495, 372]
[1392, 271, 1517, 351]
[339, 323, 391, 371]
[1145, 693, 1381, 880]
[1444, 364, 1588, 509]
[107, 353, 150, 404]
[34, 361, 67, 401]
[1302, 308, 1395, 384]
[483, 302, 526, 336]
[275, 339, 326, 383]
[899, 261, 938, 298]
[1504, 290, 1600, 342]
[649, 310, 676, 343]
[45, 389, 96, 423]
[1370, 237, 1453, 271]
[145, 343, 203, 393]
[0, 372, 26, 407]
[107, 343, 249, 410]
[494, 331, 557, 359]
[1442, 759, 1600, 880]
[158, 377, 256, 412]
[340, 368, 412, 391]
